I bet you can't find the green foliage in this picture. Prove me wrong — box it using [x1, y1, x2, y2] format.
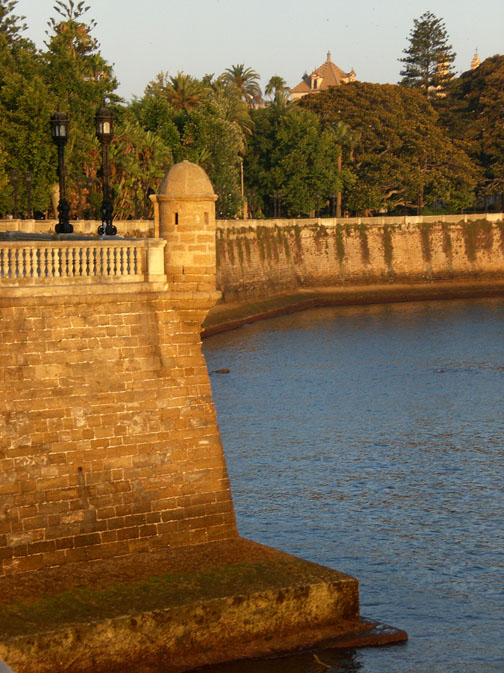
[221, 64, 262, 107]
[145, 71, 208, 111]
[419, 222, 433, 263]
[44, 0, 119, 205]
[0, 0, 26, 44]
[399, 11, 456, 98]
[301, 82, 477, 214]
[335, 224, 345, 263]
[182, 108, 244, 216]
[383, 224, 394, 270]
[0, 1, 499, 223]
[244, 105, 345, 217]
[358, 225, 370, 264]
[0, 1, 54, 215]
[442, 223, 453, 260]
[110, 117, 172, 219]
[207, 77, 254, 136]
[442, 56, 504, 200]
[265, 75, 290, 107]
[134, 73, 247, 217]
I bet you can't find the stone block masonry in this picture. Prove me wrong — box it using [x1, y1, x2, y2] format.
[0, 164, 408, 672]
[215, 216, 504, 302]
[0, 161, 237, 576]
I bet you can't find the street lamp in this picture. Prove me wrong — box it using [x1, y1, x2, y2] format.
[10, 169, 19, 219]
[330, 193, 337, 218]
[273, 190, 282, 218]
[25, 171, 33, 219]
[95, 106, 116, 236]
[50, 110, 73, 234]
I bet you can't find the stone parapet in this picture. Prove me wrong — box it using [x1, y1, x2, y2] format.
[0, 236, 166, 288]
[0, 163, 409, 671]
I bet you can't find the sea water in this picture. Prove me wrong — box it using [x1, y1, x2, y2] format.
[201, 298, 504, 673]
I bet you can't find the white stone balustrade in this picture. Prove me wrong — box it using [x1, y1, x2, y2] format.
[0, 237, 166, 288]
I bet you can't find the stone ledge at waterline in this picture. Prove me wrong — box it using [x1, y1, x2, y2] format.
[0, 539, 406, 673]
[0, 161, 406, 673]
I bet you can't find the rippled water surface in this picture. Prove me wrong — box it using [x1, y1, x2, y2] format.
[202, 299, 504, 673]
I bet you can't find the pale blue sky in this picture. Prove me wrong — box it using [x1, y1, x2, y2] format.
[14, 0, 504, 101]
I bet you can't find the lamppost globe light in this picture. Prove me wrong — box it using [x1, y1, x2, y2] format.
[50, 110, 69, 144]
[95, 106, 114, 142]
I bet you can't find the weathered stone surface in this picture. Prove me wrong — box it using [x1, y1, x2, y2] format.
[0, 168, 411, 671]
[215, 217, 504, 302]
[203, 279, 504, 336]
[0, 539, 369, 673]
[0, 162, 234, 576]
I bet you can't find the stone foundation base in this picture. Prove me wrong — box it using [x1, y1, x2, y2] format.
[0, 539, 406, 673]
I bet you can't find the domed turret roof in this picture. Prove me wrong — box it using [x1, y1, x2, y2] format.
[158, 160, 215, 199]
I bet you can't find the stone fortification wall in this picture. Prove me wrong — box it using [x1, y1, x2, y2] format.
[216, 216, 504, 301]
[0, 162, 237, 577]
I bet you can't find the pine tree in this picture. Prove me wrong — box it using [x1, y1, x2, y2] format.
[399, 12, 456, 98]
[0, 0, 26, 46]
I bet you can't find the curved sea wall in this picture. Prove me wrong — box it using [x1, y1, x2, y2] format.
[3, 213, 504, 306]
[216, 215, 504, 302]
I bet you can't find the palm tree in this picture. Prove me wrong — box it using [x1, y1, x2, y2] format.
[265, 75, 290, 106]
[221, 64, 262, 107]
[165, 72, 208, 111]
[146, 71, 207, 112]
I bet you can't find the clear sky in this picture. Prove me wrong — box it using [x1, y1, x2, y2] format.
[13, 0, 504, 102]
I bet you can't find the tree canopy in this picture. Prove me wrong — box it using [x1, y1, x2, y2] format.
[44, 0, 119, 187]
[0, 2, 501, 221]
[442, 55, 504, 202]
[244, 104, 346, 217]
[221, 64, 262, 107]
[301, 82, 477, 213]
[265, 75, 290, 106]
[0, 0, 53, 215]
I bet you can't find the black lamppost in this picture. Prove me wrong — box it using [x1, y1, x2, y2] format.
[330, 193, 337, 218]
[10, 169, 19, 219]
[87, 175, 95, 219]
[273, 190, 282, 218]
[25, 171, 33, 219]
[95, 106, 116, 236]
[50, 111, 73, 234]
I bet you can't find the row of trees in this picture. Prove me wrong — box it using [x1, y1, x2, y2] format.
[0, 2, 502, 221]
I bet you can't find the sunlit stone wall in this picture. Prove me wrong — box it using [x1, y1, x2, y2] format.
[0, 162, 237, 576]
[215, 216, 504, 301]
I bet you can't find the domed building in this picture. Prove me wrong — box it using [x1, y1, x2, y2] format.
[290, 52, 356, 101]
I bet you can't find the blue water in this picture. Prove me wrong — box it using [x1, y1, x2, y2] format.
[202, 299, 504, 673]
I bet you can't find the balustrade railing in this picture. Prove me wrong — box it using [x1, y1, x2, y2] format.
[0, 237, 166, 286]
